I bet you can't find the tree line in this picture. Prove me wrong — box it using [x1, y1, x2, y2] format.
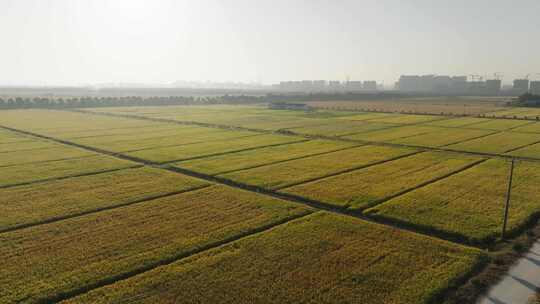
[0, 92, 408, 109]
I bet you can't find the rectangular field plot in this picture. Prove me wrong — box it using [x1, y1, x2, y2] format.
[338, 112, 401, 121]
[283, 151, 483, 210]
[287, 121, 396, 137]
[0, 145, 95, 167]
[0, 139, 59, 153]
[365, 159, 509, 243]
[53, 124, 181, 140]
[390, 128, 495, 147]
[343, 125, 440, 142]
[0, 167, 209, 231]
[366, 113, 446, 124]
[466, 119, 533, 131]
[174, 139, 356, 175]
[447, 132, 540, 154]
[0, 109, 159, 134]
[219, 145, 417, 189]
[510, 122, 540, 134]
[74, 128, 255, 153]
[424, 117, 490, 128]
[0, 155, 136, 187]
[0, 185, 312, 304]
[0, 128, 35, 144]
[507, 142, 540, 159]
[126, 133, 303, 163]
[64, 212, 485, 304]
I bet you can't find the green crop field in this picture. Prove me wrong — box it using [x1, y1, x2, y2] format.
[63, 212, 486, 304]
[220, 145, 417, 189]
[3, 105, 540, 304]
[0, 185, 312, 303]
[283, 151, 483, 210]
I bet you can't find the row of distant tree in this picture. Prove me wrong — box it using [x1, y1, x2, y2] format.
[0, 92, 406, 109]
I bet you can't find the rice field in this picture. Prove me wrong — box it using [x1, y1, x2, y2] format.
[446, 131, 540, 155]
[174, 139, 356, 175]
[220, 145, 417, 189]
[3, 104, 540, 304]
[0, 167, 209, 231]
[63, 212, 486, 304]
[0, 185, 313, 303]
[283, 151, 483, 210]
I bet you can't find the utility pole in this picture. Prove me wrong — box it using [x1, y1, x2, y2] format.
[502, 158, 515, 240]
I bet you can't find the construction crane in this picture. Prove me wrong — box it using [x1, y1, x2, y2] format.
[493, 72, 503, 81]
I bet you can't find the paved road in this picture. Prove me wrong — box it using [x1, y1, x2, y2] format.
[478, 241, 540, 304]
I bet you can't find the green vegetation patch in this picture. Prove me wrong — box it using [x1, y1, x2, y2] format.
[467, 119, 532, 131]
[220, 145, 417, 189]
[424, 117, 490, 128]
[0, 167, 209, 231]
[63, 212, 485, 304]
[284, 151, 483, 210]
[0, 185, 312, 303]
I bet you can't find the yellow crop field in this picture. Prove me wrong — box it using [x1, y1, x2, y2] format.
[0, 185, 313, 303]
[220, 145, 417, 189]
[63, 212, 486, 304]
[465, 119, 533, 131]
[0, 145, 95, 167]
[390, 128, 495, 147]
[283, 152, 483, 210]
[175, 139, 356, 175]
[0, 167, 209, 231]
[424, 117, 490, 128]
[343, 125, 440, 142]
[288, 120, 396, 136]
[0, 155, 136, 187]
[447, 131, 540, 154]
[126, 133, 304, 163]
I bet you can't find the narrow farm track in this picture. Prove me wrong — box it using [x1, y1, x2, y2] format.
[0, 123, 488, 248]
[68, 108, 540, 162]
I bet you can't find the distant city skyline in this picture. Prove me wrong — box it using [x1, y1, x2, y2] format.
[1, 0, 539, 86]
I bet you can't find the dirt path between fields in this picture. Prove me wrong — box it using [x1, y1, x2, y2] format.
[477, 240, 540, 304]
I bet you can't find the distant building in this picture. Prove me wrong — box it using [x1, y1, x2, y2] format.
[530, 81, 540, 95]
[345, 81, 363, 91]
[485, 79, 502, 95]
[363, 81, 377, 91]
[513, 79, 530, 94]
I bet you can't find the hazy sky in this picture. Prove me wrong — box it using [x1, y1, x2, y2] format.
[1, 0, 539, 86]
